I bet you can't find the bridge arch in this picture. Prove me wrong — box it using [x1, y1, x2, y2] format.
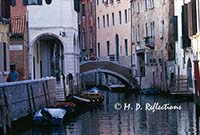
[80, 61, 138, 89]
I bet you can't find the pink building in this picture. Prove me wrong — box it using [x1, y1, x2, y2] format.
[96, 0, 131, 67]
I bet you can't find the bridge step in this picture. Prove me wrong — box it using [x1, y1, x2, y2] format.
[56, 87, 65, 101]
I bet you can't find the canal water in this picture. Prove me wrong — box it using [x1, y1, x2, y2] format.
[16, 90, 199, 135]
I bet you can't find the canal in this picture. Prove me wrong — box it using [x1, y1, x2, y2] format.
[15, 90, 199, 135]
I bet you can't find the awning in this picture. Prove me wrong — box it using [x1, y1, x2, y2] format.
[10, 15, 26, 35]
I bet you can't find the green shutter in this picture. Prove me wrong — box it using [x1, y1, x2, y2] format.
[38, 0, 42, 5]
[10, 0, 16, 6]
[74, 0, 80, 12]
[173, 16, 178, 41]
[23, 0, 28, 5]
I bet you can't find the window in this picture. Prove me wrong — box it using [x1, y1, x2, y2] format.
[161, 20, 164, 39]
[106, 14, 109, 27]
[124, 39, 128, 56]
[82, 3, 85, 16]
[150, 21, 155, 37]
[119, 11, 122, 24]
[23, 0, 42, 5]
[125, 9, 127, 23]
[82, 29, 86, 49]
[145, 23, 148, 36]
[160, 50, 164, 63]
[110, 0, 113, 4]
[132, 26, 134, 43]
[74, 0, 80, 12]
[103, 0, 108, 5]
[145, 51, 150, 65]
[144, 0, 147, 11]
[103, 15, 105, 28]
[132, 54, 135, 65]
[97, 17, 100, 29]
[3, 43, 7, 71]
[137, 2, 140, 13]
[173, 16, 178, 41]
[154, 50, 157, 64]
[0, 0, 10, 18]
[112, 13, 115, 26]
[137, 24, 140, 42]
[131, 3, 134, 15]
[97, 42, 101, 57]
[10, 0, 16, 6]
[90, 2, 93, 16]
[90, 28, 93, 49]
[107, 41, 110, 56]
[149, 0, 154, 9]
[162, 0, 165, 5]
[97, 0, 99, 5]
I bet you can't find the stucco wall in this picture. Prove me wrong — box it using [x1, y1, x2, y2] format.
[96, 0, 131, 61]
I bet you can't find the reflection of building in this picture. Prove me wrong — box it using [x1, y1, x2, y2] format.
[27, 0, 80, 84]
[9, 0, 29, 80]
[131, 0, 175, 89]
[0, 0, 10, 82]
[79, 0, 97, 60]
[96, 0, 131, 67]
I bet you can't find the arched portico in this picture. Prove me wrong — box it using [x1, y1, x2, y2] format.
[31, 33, 64, 81]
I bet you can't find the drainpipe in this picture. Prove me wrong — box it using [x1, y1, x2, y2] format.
[193, 56, 200, 97]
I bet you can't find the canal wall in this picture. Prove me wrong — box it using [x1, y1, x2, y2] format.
[0, 78, 56, 132]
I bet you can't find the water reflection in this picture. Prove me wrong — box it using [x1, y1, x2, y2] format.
[18, 91, 199, 135]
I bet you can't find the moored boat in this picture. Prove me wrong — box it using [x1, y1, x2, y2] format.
[108, 84, 127, 92]
[68, 87, 104, 108]
[141, 88, 160, 95]
[33, 107, 67, 126]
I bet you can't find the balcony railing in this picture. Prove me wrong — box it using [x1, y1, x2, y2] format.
[143, 36, 155, 49]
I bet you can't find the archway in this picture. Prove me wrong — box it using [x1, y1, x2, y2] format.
[32, 34, 64, 81]
[187, 58, 193, 88]
[115, 34, 119, 61]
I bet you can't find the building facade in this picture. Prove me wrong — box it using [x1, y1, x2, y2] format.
[27, 0, 80, 85]
[9, 0, 29, 80]
[0, 0, 10, 83]
[96, 0, 131, 67]
[80, 0, 97, 61]
[131, 0, 175, 89]
[174, 0, 200, 94]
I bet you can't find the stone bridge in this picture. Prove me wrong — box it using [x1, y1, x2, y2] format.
[80, 61, 138, 89]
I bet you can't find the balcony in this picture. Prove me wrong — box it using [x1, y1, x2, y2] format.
[143, 36, 155, 49]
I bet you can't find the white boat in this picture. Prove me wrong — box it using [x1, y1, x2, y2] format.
[33, 107, 67, 126]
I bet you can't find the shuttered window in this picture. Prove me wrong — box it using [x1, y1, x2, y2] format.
[23, 0, 42, 5]
[181, 4, 191, 48]
[74, 0, 80, 12]
[191, 0, 197, 35]
[173, 16, 178, 41]
[3, 43, 7, 71]
[10, 0, 16, 6]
